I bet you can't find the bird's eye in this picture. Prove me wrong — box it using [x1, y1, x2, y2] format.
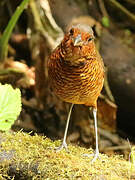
[69, 28, 74, 35]
[87, 37, 93, 42]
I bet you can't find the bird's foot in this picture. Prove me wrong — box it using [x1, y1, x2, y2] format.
[55, 141, 69, 152]
[83, 150, 100, 163]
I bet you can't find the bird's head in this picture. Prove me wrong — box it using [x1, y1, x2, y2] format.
[61, 24, 96, 65]
[70, 24, 94, 46]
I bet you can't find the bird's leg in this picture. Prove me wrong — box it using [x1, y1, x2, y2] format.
[56, 104, 74, 152]
[83, 107, 100, 162]
[92, 108, 100, 161]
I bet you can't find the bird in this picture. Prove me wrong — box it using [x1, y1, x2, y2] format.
[47, 24, 104, 162]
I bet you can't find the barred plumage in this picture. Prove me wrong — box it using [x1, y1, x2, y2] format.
[48, 25, 104, 108]
[47, 24, 104, 162]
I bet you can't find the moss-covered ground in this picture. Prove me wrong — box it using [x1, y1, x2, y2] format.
[0, 132, 134, 179]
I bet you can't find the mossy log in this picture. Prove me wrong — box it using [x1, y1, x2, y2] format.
[0, 132, 134, 180]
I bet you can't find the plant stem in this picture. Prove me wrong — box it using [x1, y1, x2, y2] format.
[0, 0, 30, 61]
[109, 0, 135, 22]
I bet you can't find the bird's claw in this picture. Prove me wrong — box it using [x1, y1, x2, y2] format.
[91, 152, 100, 163]
[55, 142, 69, 152]
[83, 151, 100, 163]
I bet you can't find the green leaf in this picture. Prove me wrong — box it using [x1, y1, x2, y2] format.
[102, 16, 110, 28]
[0, 84, 22, 131]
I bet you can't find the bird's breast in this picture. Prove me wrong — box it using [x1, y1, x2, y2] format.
[48, 56, 104, 107]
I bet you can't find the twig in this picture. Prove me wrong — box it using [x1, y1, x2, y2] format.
[109, 0, 135, 22]
[104, 68, 115, 102]
[123, 0, 135, 5]
[29, 0, 63, 49]
[99, 94, 117, 108]
[98, 127, 127, 145]
[103, 145, 130, 151]
[98, 0, 109, 17]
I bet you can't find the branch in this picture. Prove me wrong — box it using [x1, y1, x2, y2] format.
[109, 0, 135, 22]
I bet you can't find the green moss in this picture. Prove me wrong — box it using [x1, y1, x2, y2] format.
[0, 132, 134, 179]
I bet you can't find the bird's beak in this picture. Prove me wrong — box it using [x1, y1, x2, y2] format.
[73, 34, 83, 46]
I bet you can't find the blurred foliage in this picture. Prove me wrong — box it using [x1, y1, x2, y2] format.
[0, 0, 29, 61]
[0, 84, 21, 131]
[101, 16, 110, 27]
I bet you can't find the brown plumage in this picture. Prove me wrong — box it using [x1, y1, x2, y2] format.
[48, 24, 104, 162]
